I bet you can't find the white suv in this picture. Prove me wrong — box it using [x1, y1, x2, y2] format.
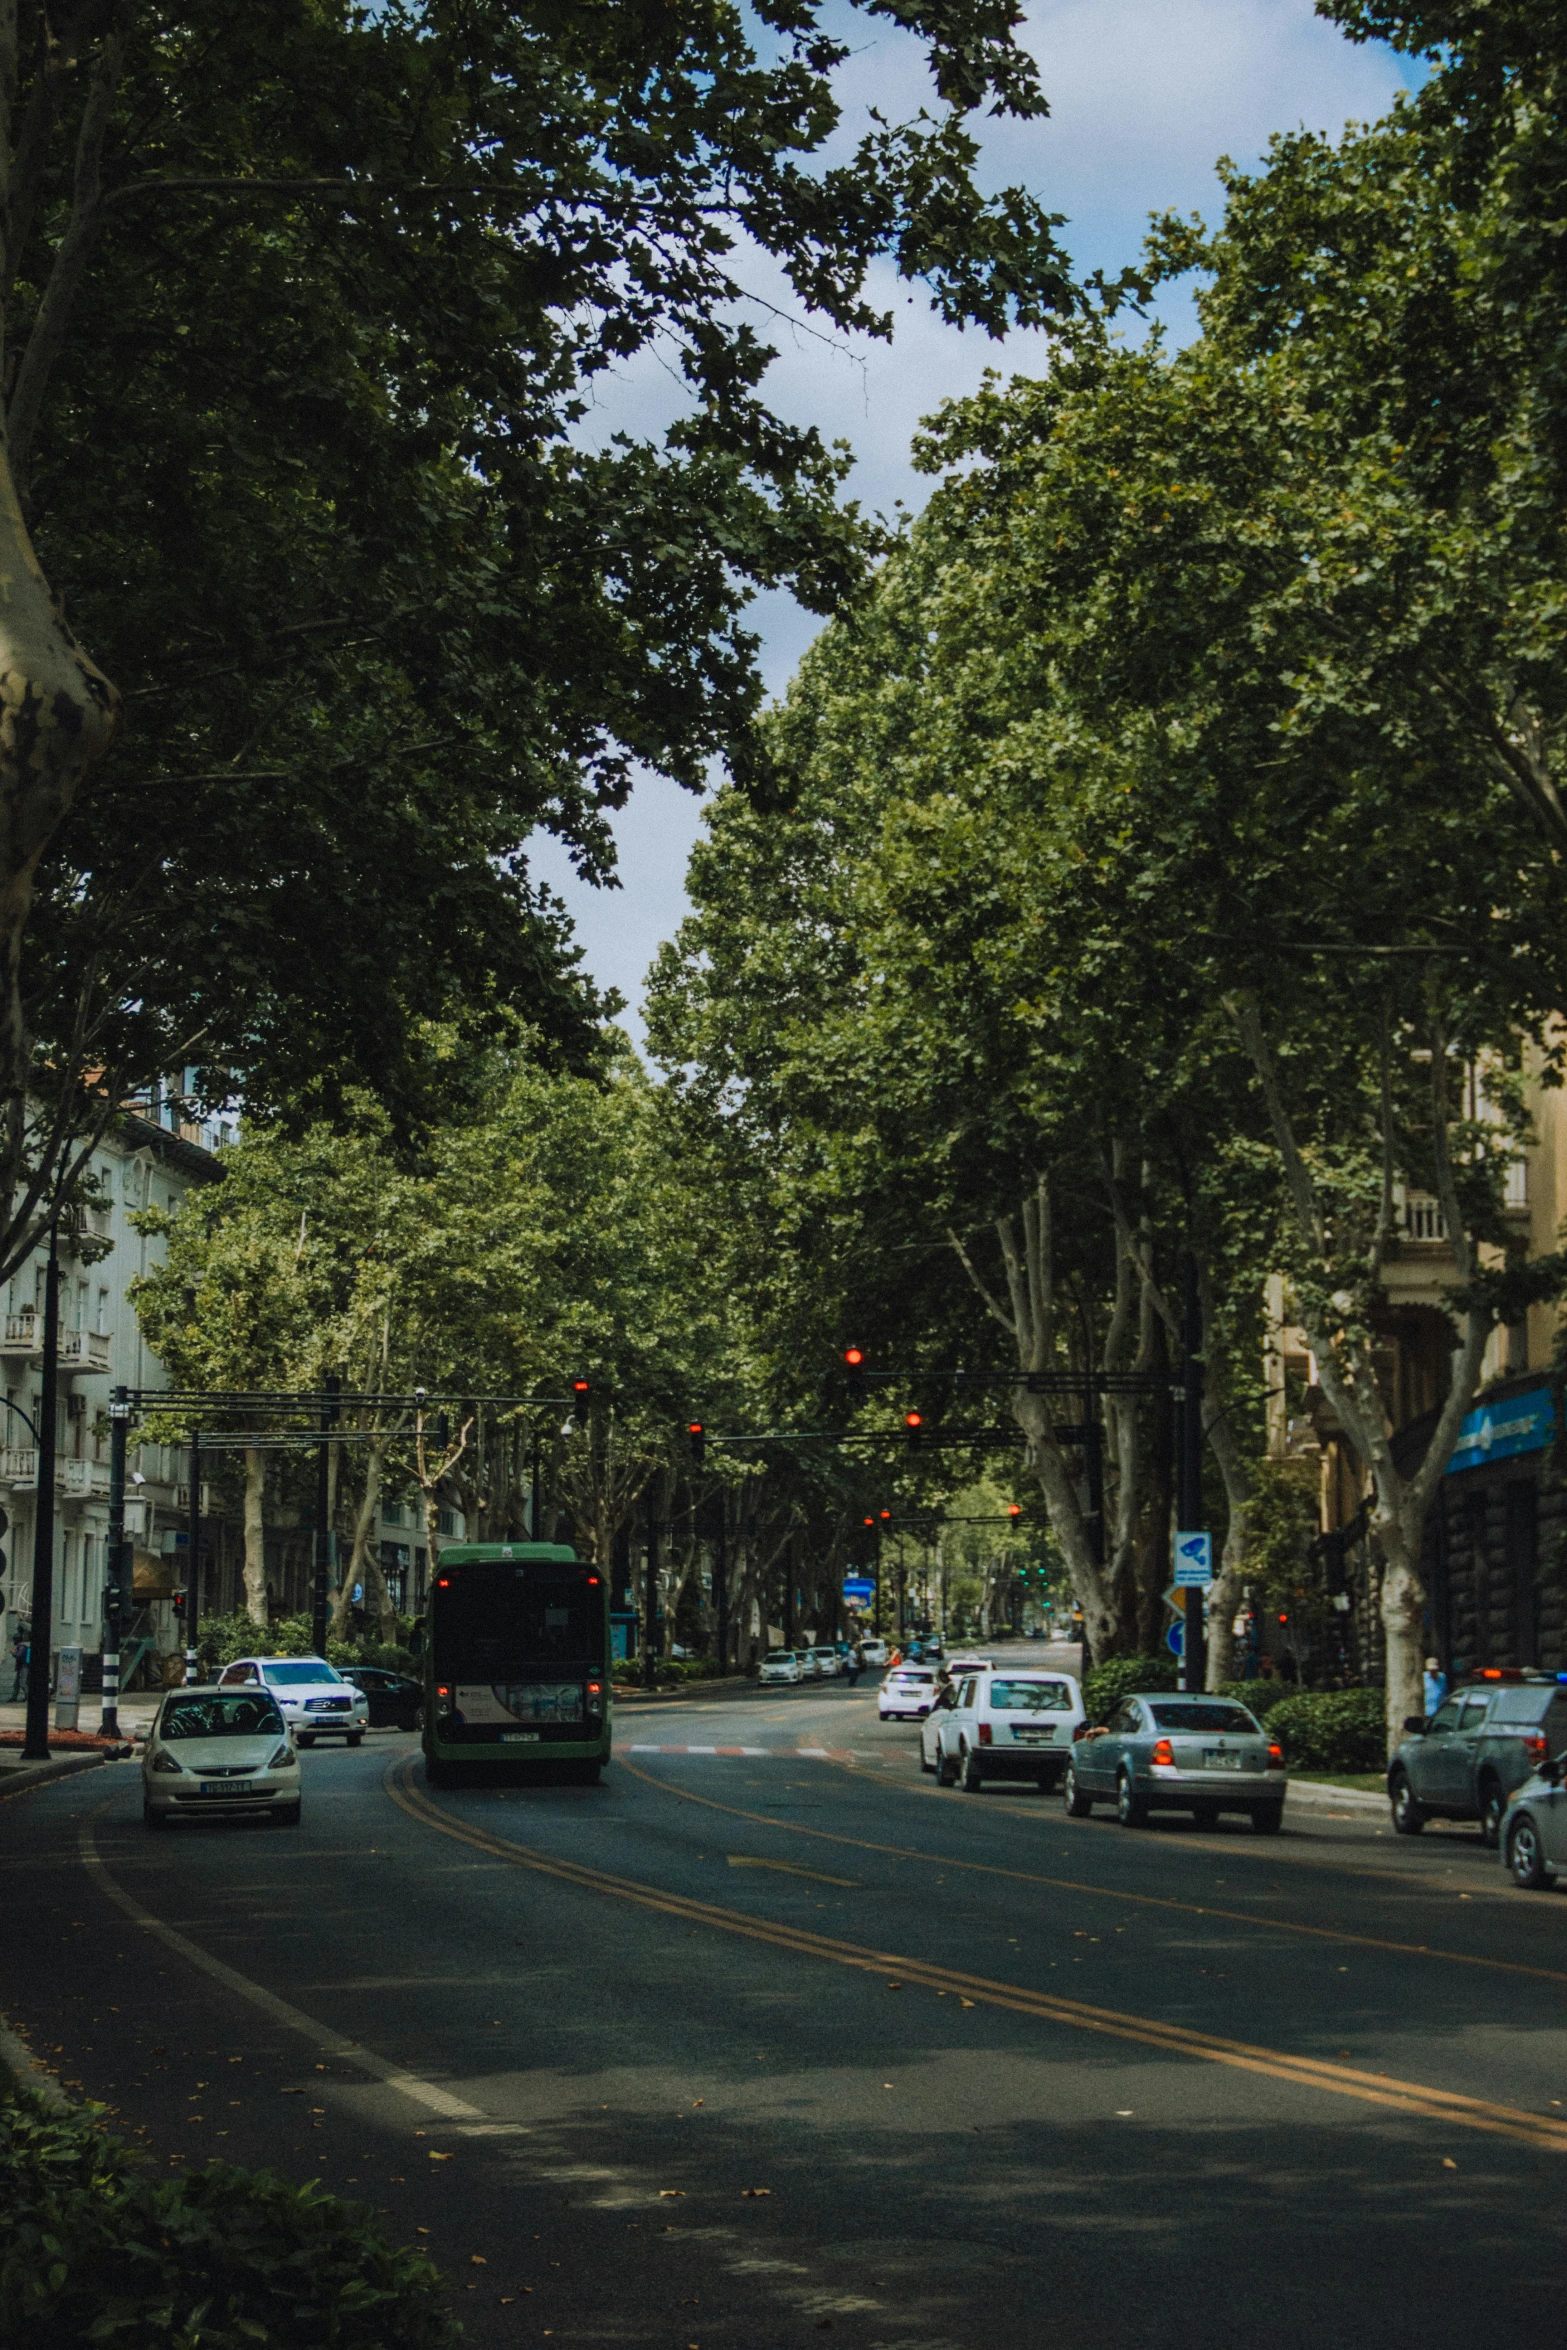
[879, 1665, 939, 1719]
[926, 1668, 1084, 1790]
[217, 1656, 370, 1747]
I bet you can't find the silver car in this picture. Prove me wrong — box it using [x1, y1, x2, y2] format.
[142, 1685, 302, 1828]
[1499, 1760, 1567, 1889]
[1063, 1691, 1287, 1832]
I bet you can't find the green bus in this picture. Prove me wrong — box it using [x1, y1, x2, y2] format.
[421, 1542, 611, 1785]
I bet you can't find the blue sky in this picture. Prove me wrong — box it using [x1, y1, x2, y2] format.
[529, 0, 1415, 1037]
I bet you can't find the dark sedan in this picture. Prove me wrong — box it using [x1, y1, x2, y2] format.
[340, 1665, 424, 1730]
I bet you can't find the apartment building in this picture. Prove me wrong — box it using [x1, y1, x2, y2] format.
[1266, 1089, 1567, 1679]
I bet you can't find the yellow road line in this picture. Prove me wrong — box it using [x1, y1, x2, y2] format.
[727, 1855, 858, 1887]
[386, 1762, 1567, 2155]
[618, 1759, 1567, 1987]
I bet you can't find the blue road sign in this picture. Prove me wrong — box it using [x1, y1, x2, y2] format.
[1166, 1621, 1184, 1656]
[842, 1578, 875, 1602]
[1174, 1531, 1212, 1587]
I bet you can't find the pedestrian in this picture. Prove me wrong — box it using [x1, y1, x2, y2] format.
[8, 1625, 27, 1701]
[1423, 1655, 1447, 1715]
[846, 1640, 863, 1688]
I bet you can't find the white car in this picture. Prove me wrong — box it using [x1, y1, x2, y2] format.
[143, 1684, 301, 1828]
[930, 1668, 1085, 1790]
[879, 1665, 939, 1719]
[217, 1655, 369, 1746]
[804, 1644, 841, 1679]
[758, 1650, 804, 1685]
[858, 1637, 890, 1667]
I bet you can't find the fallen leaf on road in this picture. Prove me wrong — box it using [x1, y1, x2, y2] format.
[416, 2228, 430, 2236]
[692, 2099, 704, 2107]
[1442, 2158, 1457, 2170]
[471, 2255, 486, 2265]
[886, 1980, 902, 1989]
[740, 2188, 771, 2198]
[959, 1999, 975, 2010]
[429, 2152, 452, 2161]
[660, 2189, 686, 2198]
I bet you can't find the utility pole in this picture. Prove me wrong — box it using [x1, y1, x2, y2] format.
[184, 1427, 201, 1683]
[530, 1429, 541, 1541]
[1178, 1255, 1207, 1693]
[642, 1485, 659, 1690]
[22, 1221, 60, 1761]
[100, 1388, 129, 1736]
[311, 1374, 340, 1658]
[714, 1493, 729, 1672]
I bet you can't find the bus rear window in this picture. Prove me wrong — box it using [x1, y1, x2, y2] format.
[434, 1565, 601, 1674]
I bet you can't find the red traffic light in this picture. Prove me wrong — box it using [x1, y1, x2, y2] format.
[879, 1508, 892, 1522]
[1008, 1503, 1022, 1519]
[687, 1418, 706, 1466]
[905, 1410, 922, 1429]
[844, 1346, 864, 1369]
[571, 1377, 590, 1425]
[1276, 1610, 1289, 1626]
[687, 1421, 704, 1437]
[863, 1516, 875, 1528]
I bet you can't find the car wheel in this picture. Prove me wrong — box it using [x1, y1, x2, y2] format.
[142, 1800, 167, 1831]
[936, 1746, 958, 1787]
[1477, 1777, 1504, 1849]
[274, 1802, 302, 1826]
[961, 1744, 985, 1792]
[412, 1704, 425, 1731]
[1063, 1762, 1093, 1818]
[1389, 1769, 1425, 1835]
[1507, 1813, 1550, 1890]
[1116, 1771, 1148, 1828]
[1250, 1803, 1284, 1835]
[297, 1733, 316, 1749]
[347, 1732, 363, 1748]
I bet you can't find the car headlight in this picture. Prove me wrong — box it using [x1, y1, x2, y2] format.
[150, 1751, 183, 1774]
[266, 1743, 296, 1770]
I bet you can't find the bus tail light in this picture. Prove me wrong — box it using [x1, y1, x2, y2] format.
[435, 1684, 454, 1717]
[1151, 1738, 1174, 1768]
[977, 1723, 992, 1745]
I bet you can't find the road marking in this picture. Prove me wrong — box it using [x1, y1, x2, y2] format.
[77, 1816, 490, 2124]
[388, 1762, 1567, 2155]
[618, 1762, 1567, 1987]
[727, 1856, 858, 1887]
[627, 1744, 769, 1757]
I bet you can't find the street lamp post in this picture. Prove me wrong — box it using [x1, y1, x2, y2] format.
[184, 1427, 201, 1683]
[22, 1221, 60, 1762]
[100, 1390, 129, 1736]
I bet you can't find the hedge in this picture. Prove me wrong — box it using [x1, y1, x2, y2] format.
[1083, 1653, 1179, 1724]
[1216, 1678, 1293, 1719]
[0, 2087, 459, 2349]
[1263, 1687, 1387, 1773]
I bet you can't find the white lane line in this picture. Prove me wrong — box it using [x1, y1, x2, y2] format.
[77, 1818, 490, 2125]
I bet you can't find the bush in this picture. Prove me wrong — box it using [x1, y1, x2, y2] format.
[1083, 1652, 1179, 1724]
[196, 1613, 419, 1678]
[0, 2088, 459, 2349]
[1266, 1687, 1387, 1773]
[1217, 1678, 1293, 1719]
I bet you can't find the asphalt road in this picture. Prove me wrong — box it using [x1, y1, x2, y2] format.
[5, 1670, 1567, 2350]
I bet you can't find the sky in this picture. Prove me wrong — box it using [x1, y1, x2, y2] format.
[527, 0, 1415, 1040]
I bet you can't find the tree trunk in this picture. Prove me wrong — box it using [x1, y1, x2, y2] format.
[242, 1446, 267, 1624]
[331, 1435, 386, 1641]
[1377, 1510, 1427, 1743]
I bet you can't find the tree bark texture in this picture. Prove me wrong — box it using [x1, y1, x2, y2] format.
[241, 1444, 266, 1624]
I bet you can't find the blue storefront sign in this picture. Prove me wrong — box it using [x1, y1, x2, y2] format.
[842, 1578, 875, 1604]
[1445, 1386, 1555, 1476]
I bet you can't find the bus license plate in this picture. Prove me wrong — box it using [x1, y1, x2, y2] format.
[501, 1731, 541, 1744]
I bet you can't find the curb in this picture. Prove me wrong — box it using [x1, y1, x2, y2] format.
[1286, 1778, 1388, 1814]
[0, 2010, 70, 2110]
[0, 1750, 112, 1805]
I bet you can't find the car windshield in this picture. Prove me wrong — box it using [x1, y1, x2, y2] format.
[162, 1694, 284, 1740]
[1148, 1702, 1259, 1734]
[988, 1680, 1072, 1712]
[767, 1653, 796, 1663]
[261, 1661, 343, 1686]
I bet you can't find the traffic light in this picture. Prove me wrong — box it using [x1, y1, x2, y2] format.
[572, 1377, 591, 1426]
[843, 1346, 865, 1395]
[1276, 1609, 1289, 1628]
[879, 1508, 892, 1525]
[905, 1409, 923, 1453]
[687, 1419, 706, 1469]
[1008, 1503, 1022, 1520]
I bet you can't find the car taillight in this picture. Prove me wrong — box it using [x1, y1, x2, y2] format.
[1524, 1732, 1549, 1765]
[978, 1723, 992, 1746]
[1267, 1742, 1285, 1771]
[1151, 1738, 1174, 1767]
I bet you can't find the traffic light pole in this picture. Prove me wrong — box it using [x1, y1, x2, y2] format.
[100, 1391, 129, 1736]
[714, 1497, 729, 1673]
[184, 1428, 201, 1683]
[1179, 1256, 1207, 1693]
[22, 1222, 60, 1761]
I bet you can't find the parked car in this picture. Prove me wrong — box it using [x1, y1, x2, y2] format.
[1064, 1692, 1286, 1831]
[340, 1664, 424, 1730]
[1388, 1671, 1567, 1844]
[879, 1665, 939, 1720]
[758, 1650, 804, 1685]
[1499, 1758, 1567, 1889]
[142, 1685, 301, 1828]
[216, 1656, 370, 1747]
[926, 1669, 1084, 1789]
[804, 1644, 841, 1679]
[858, 1637, 890, 1668]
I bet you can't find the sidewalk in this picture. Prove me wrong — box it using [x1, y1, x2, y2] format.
[0, 1696, 158, 1742]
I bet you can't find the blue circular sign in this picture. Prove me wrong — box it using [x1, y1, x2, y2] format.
[1166, 1621, 1184, 1656]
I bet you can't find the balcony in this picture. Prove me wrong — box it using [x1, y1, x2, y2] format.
[4, 1446, 36, 1486]
[0, 1312, 38, 1361]
[58, 1330, 111, 1373]
[4, 1450, 110, 1496]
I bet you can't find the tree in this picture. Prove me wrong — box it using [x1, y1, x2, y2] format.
[0, 0, 1090, 1286]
